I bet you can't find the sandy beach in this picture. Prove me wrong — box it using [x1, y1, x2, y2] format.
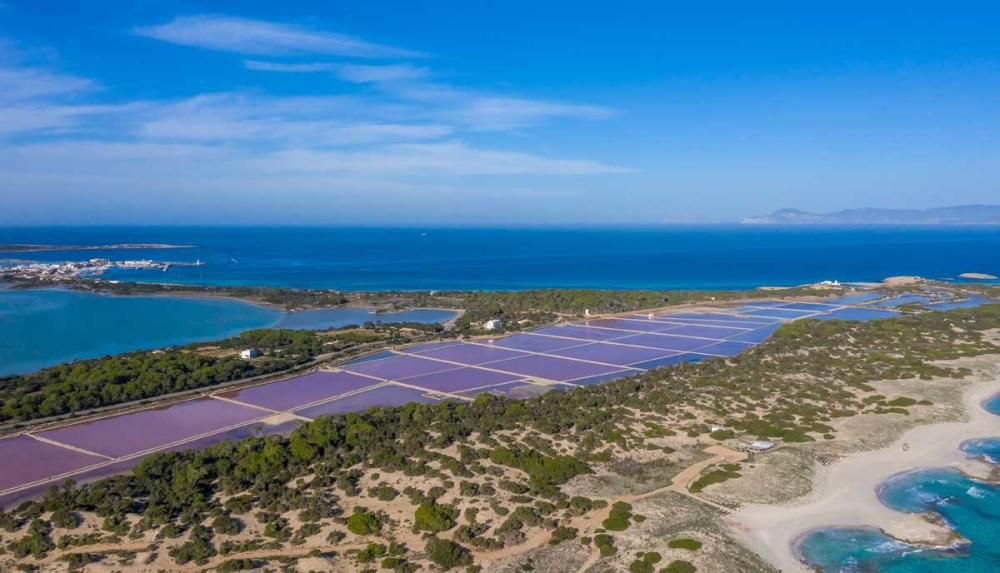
[727, 366, 1000, 573]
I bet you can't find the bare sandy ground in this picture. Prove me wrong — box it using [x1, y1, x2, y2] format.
[727, 375, 1000, 573]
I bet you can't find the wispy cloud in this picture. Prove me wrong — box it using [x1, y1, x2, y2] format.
[0, 62, 129, 136]
[244, 60, 429, 84]
[135, 15, 422, 59]
[335, 63, 429, 83]
[257, 141, 629, 176]
[243, 60, 335, 73]
[0, 66, 94, 103]
[132, 92, 448, 145]
[450, 96, 614, 131]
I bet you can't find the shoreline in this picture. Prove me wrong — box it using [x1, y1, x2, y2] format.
[727, 368, 1000, 572]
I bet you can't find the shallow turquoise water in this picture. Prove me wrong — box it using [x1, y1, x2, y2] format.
[798, 396, 1000, 572]
[0, 289, 455, 375]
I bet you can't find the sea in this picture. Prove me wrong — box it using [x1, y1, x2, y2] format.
[1, 225, 998, 291]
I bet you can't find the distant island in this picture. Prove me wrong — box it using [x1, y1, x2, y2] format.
[742, 204, 1000, 225]
[0, 243, 193, 253]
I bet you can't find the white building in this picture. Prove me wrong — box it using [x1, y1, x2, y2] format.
[483, 319, 503, 331]
[240, 348, 260, 360]
[742, 440, 776, 453]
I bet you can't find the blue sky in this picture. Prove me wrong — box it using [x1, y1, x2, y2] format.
[1, 1, 999, 225]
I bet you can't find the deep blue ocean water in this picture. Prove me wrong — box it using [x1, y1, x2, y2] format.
[798, 393, 1000, 572]
[0, 289, 455, 376]
[1, 226, 998, 290]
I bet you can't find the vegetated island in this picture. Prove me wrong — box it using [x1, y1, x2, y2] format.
[0, 243, 194, 253]
[0, 281, 997, 572]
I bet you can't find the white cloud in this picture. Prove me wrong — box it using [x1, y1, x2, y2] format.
[244, 60, 430, 85]
[0, 66, 93, 103]
[335, 63, 429, 83]
[133, 92, 449, 145]
[243, 60, 336, 73]
[450, 96, 614, 131]
[0, 103, 128, 136]
[256, 140, 629, 176]
[0, 62, 131, 136]
[135, 15, 421, 59]
[383, 82, 615, 131]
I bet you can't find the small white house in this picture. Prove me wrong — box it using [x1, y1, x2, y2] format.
[240, 348, 260, 360]
[743, 440, 776, 453]
[483, 319, 503, 331]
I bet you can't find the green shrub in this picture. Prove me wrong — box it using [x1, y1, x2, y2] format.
[424, 537, 472, 569]
[709, 429, 734, 441]
[548, 526, 578, 545]
[667, 538, 702, 551]
[601, 501, 634, 531]
[594, 533, 616, 556]
[346, 511, 381, 536]
[414, 502, 457, 533]
[661, 560, 696, 573]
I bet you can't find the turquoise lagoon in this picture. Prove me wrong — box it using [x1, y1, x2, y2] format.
[797, 394, 1000, 572]
[0, 289, 455, 375]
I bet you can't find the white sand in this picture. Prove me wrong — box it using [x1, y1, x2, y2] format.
[727, 377, 1000, 572]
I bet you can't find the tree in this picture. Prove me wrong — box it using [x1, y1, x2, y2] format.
[424, 537, 471, 570]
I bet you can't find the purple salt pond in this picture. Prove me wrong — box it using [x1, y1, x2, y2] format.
[633, 353, 704, 369]
[295, 384, 440, 418]
[582, 318, 678, 333]
[342, 350, 397, 365]
[569, 370, 635, 385]
[549, 342, 676, 366]
[615, 333, 717, 352]
[342, 354, 458, 380]
[219, 370, 378, 411]
[533, 325, 635, 341]
[401, 367, 521, 392]
[486, 353, 625, 381]
[661, 324, 747, 339]
[402, 341, 465, 354]
[37, 398, 267, 458]
[778, 302, 842, 311]
[491, 333, 586, 353]
[727, 324, 781, 343]
[415, 343, 528, 365]
[0, 435, 105, 492]
[462, 381, 573, 398]
[738, 307, 817, 319]
[664, 312, 776, 325]
[696, 340, 753, 356]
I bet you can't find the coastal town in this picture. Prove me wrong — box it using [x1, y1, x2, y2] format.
[0, 258, 205, 281]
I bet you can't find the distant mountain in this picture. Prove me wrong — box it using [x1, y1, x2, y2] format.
[742, 205, 1000, 225]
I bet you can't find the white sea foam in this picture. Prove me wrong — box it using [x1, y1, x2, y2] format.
[839, 555, 860, 573]
[966, 486, 987, 499]
[870, 539, 908, 554]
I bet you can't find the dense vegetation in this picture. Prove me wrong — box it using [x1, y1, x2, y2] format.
[2, 302, 997, 570]
[1, 330, 320, 424]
